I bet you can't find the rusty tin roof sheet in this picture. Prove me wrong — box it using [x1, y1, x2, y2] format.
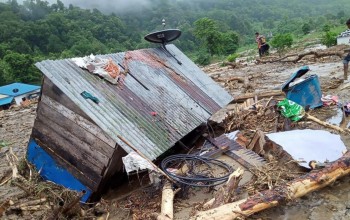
[35, 45, 233, 160]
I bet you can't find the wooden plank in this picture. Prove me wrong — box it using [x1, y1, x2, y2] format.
[42, 77, 92, 122]
[38, 99, 114, 158]
[31, 130, 100, 191]
[36, 103, 109, 167]
[231, 91, 285, 103]
[34, 110, 107, 172]
[40, 94, 116, 148]
[32, 117, 104, 179]
[102, 145, 127, 179]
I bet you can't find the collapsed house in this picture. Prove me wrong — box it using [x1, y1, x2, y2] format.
[26, 45, 232, 201]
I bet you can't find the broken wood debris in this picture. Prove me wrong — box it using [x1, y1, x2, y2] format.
[191, 151, 350, 220]
[203, 167, 244, 209]
[152, 181, 181, 220]
[257, 50, 344, 64]
[231, 91, 285, 103]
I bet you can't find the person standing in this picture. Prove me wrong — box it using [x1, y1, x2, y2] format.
[255, 32, 262, 57]
[255, 32, 269, 57]
[343, 19, 350, 82]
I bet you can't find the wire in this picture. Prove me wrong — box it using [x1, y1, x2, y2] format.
[161, 154, 233, 187]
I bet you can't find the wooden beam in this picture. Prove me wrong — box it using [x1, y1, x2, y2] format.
[232, 91, 285, 103]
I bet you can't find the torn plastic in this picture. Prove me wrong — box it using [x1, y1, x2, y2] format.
[122, 151, 155, 174]
[72, 54, 124, 84]
[277, 98, 305, 122]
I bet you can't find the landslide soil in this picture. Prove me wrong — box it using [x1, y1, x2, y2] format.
[1, 46, 350, 220]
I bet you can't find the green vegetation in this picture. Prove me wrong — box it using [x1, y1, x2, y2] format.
[270, 33, 294, 54]
[321, 32, 338, 48]
[0, 140, 8, 148]
[0, 0, 349, 86]
[227, 53, 240, 62]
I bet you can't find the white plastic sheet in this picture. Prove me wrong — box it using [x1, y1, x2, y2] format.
[122, 151, 154, 174]
[267, 129, 347, 168]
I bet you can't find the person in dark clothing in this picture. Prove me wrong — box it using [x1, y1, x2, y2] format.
[255, 32, 269, 57]
[343, 19, 350, 82]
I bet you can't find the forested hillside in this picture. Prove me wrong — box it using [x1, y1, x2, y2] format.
[0, 0, 349, 85]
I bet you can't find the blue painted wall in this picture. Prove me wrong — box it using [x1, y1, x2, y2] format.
[27, 139, 92, 202]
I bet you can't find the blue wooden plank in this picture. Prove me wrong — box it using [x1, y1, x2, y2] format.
[27, 139, 92, 202]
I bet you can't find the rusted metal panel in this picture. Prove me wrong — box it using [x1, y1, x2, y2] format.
[204, 134, 266, 169]
[35, 45, 233, 160]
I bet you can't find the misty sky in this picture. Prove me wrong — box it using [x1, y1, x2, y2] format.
[1, 0, 153, 13]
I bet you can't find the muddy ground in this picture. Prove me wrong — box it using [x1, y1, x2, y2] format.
[1, 46, 350, 220]
[201, 56, 350, 220]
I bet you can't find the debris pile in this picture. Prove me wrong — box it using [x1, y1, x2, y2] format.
[1, 44, 350, 220]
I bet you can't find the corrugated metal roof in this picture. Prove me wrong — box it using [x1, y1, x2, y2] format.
[35, 45, 233, 160]
[0, 97, 14, 106]
[0, 83, 40, 96]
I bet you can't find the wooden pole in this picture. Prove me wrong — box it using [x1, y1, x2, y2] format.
[306, 114, 350, 133]
[191, 151, 350, 220]
[155, 181, 181, 220]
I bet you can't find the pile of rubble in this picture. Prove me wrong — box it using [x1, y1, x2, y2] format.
[1, 45, 350, 220]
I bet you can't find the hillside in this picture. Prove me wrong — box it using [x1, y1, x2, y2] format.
[0, 0, 350, 86]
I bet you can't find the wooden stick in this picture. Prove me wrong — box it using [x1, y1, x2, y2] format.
[203, 167, 244, 209]
[12, 198, 47, 208]
[117, 135, 177, 185]
[6, 148, 18, 179]
[11, 205, 43, 211]
[191, 151, 350, 220]
[306, 114, 350, 133]
[62, 191, 85, 215]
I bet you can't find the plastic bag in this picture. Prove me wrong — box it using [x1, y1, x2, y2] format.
[277, 98, 305, 122]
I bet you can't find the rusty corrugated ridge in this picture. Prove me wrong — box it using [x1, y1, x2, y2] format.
[35, 45, 232, 160]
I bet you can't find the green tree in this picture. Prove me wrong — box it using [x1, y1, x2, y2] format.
[270, 33, 293, 54]
[3, 52, 42, 84]
[220, 31, 239, 55]
[321, 31, 337, 47]
[193, 17, 222, 56]
[322, 24, 331, 32]
[301, 23, 311, 35]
